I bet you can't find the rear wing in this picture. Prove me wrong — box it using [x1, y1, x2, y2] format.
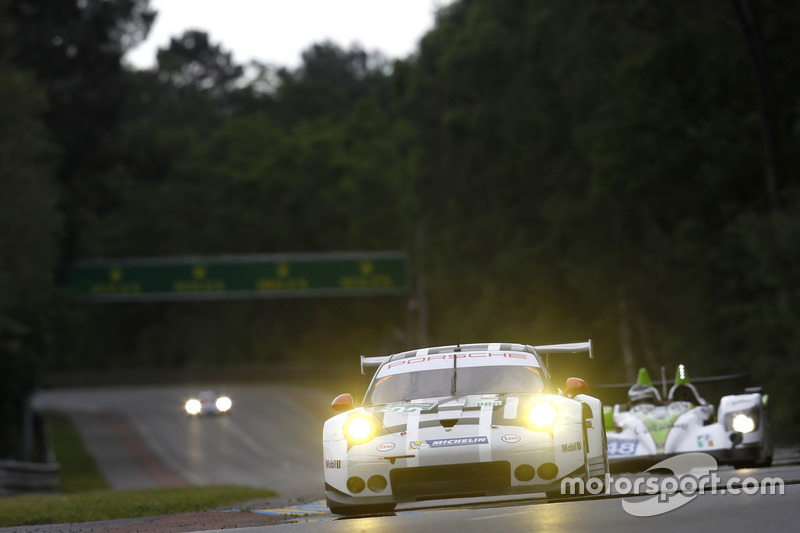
[360, 340, 593, 375]
[533, 340, 593, 359]
[361, 356, 389, 375]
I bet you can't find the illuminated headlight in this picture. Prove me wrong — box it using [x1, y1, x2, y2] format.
[527, 402, 559, 429]
[185, 399, 201, 415]
[215, 396, 232, 412]
[732, 414, 756, 433]
[343, 415, 376, 444]
[726, 407, 759, 433]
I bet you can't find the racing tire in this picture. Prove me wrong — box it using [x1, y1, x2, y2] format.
[545, 489, 573, 500]
[732, 452, 773, 470]
[326, 499, 396, 516]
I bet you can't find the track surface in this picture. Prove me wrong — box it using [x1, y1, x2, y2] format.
[34, 384, 330, 500]
[26, 386, 800, 532]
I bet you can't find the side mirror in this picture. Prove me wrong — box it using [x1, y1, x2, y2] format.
[564, 377, 589, 398]
[331, 393, 355, 412]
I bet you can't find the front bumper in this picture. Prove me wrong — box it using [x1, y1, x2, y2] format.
[706, 442, 770, 466]
[325, 460, 587, 507]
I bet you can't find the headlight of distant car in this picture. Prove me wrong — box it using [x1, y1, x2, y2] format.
[215, 396, 232, 412]
[343, 414, 377, 444]
[527, 402, 559, 429]
[185, 399, 201, 415]
[731, 413, 756, 433]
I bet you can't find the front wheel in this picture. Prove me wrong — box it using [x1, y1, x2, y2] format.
[326, 498, 396, 516]
[545, 489, 573, 500]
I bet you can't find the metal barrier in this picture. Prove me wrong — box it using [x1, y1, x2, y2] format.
[0, 460, 60, 496]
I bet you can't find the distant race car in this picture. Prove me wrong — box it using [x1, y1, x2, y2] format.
[184, 390, 232, 416]
[322, 341, 608, 515]
[604, 365, 772, 470]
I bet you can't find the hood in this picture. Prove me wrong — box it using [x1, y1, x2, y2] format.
[366, 394, 528, 433]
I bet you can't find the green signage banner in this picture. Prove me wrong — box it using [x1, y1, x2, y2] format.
[64, 252, 409, 302]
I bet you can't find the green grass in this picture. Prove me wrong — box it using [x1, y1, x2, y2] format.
[0, 413, 278, 528]
[47, 412, 109, 492]
[0, 486, 278, 527]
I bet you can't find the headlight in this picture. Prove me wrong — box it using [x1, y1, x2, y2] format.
[215, 396, 232, 412]
[732, 413, 756, 433]
[527, 402, 559, 429]
[185, 399, 201, 415]
[726, 407, 759, 433]
[343, 414, 376, 444]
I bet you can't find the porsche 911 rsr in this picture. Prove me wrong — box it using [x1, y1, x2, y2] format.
[322, 341, 608, 515]
[604, 366, 772, 470]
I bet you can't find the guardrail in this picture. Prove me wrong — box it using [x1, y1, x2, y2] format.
[0, 459, 60, 496]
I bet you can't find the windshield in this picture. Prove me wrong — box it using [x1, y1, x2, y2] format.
[365, 365, 544, 405]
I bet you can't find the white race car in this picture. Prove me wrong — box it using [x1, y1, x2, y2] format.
[184, 390, 232, 416]
[604, 366, 773, 470]
[322, 341, 608, 515]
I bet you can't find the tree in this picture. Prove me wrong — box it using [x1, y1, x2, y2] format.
[402, 0, 800, 371]
[6, 0, 156, 260]
[0, 0, 62, 459]
[156, 29, 243, 98]
[272, 42, 392, 125]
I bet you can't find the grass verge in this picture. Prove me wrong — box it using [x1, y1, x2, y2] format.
[47, 412, 109, 493]
[0, 486, 279, 527]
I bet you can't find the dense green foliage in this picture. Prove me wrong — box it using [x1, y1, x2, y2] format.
[0, 0, 62, 458]
[2, 0, 800, 452]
